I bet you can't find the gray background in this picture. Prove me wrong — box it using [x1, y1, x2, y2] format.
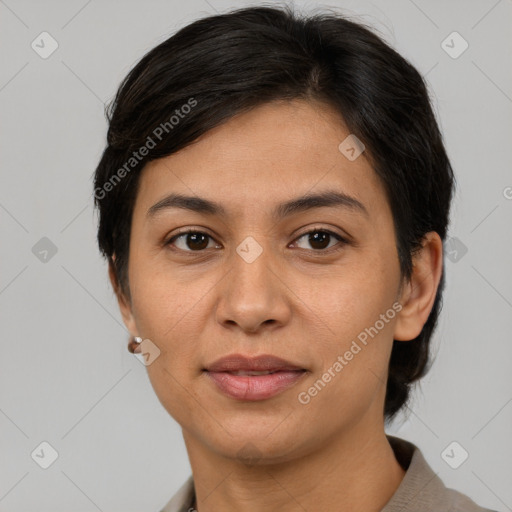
[1, 0, 511, 510]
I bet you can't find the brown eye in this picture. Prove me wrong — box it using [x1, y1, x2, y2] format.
[293, 229, 346, 251]
[168, 231, 218, 251]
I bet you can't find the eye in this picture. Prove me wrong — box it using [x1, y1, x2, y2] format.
[291, 228, 347, 252]
[166, 228, 348, 254]
[166, 230, 220, 252]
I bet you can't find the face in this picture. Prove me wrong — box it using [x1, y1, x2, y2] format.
[117, 99, 413, 463]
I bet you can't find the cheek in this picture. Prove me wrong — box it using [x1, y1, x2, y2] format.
[131, 277, 205, 425]
[314, 282, 397, 372]
[296, 290, 397, 430]
[304, 249, 399, 341]
[298, 252, 399, 403]
[129, 257, 208, 336]
[127, 266, 203, 397]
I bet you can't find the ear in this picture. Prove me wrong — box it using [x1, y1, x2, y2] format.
[393, 232, 444, 341]
[108, 257, 139, 336]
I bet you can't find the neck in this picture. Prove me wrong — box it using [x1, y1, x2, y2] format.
[183, 422, 405, 512]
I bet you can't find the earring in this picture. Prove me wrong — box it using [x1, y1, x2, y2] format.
[128, 336, 142, 354]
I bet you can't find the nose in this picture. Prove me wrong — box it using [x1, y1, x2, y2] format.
[215, 240, 291, 334]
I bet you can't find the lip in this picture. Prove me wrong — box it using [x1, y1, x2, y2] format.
[204, 354, 304, 373]
[204, 354, 307, 401]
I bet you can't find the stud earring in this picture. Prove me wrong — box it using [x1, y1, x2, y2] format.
[128, 336, 142, 354]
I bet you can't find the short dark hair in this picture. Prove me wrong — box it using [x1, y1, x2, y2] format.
[93, 4, 455, 421]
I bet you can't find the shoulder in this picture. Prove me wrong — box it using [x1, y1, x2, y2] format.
[159, 475, 195, 512]
[447, 487, 498, 512]
[382, 435, 497, 512]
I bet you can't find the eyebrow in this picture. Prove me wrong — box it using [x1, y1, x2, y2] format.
[147, 190, 369, 219]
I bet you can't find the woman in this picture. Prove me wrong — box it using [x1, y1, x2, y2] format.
[93, 4, 496, 511]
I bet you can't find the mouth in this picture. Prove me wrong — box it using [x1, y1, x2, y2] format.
[203, 354, 307, 401]
[223, 370, 291, 376]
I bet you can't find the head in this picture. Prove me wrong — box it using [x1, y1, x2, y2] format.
[93, 4, 453, 460]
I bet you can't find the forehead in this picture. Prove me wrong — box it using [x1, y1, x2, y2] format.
[135, 99, 386, 220]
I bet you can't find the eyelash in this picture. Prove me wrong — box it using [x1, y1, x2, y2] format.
[165, 227, 349, 255]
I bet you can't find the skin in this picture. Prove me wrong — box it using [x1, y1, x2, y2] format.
[111, 99, 443, 512]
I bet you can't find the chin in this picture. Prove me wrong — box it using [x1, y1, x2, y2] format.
[201, 423, 311, 466]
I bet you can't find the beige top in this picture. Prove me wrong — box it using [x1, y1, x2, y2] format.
[160, 435, 496, 512]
